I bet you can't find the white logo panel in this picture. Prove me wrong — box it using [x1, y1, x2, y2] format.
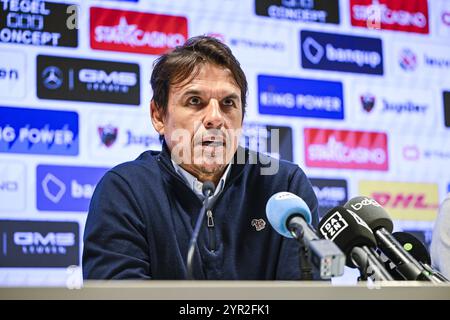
[0, 161, 26, 211]
[0, 50, 26, 99]
[89, 112, 161, 161]
[351, 84, 436, 129]
[190, 19, 293, 69]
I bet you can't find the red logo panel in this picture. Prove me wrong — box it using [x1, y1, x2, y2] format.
[90, 7, 188, 55]
[304, 128, 389, 171]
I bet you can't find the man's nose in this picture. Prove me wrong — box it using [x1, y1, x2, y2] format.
[204, 99, 224, 129]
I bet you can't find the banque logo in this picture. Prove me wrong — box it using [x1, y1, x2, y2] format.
[301, 30, 383, 75]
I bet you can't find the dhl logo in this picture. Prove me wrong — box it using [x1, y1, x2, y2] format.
[359, 181, 439, 221]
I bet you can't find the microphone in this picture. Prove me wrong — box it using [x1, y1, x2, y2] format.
[318, 206, 394, 281]
[186, 181, 215, 280]
[392, 232, 449, 283]
[344, 196, 433, 281]
[266, 192, 345, 279]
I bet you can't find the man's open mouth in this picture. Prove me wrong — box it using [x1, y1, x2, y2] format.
[200, 136, 225, 147]
[201, 140, 224, 147]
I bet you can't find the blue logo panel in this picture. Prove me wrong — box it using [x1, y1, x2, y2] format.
[0, 107, 79, 156]
[37, 165, 109, 212]
[301, 30, 383, 75]
[258, 75, 344, 119]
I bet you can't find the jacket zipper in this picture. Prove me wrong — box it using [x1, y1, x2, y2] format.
[206, 209, 216, 252]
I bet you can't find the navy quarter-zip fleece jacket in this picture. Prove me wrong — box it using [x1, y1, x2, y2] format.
[82, 144, 319, 280]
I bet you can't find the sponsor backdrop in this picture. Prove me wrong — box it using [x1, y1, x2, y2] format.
[0, 0, 449, 285]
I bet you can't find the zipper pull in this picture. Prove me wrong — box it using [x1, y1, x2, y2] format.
[206, 210, 214, 227]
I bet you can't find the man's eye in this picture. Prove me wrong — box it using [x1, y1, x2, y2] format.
[222, 99, 235, 107]
[188, 97, 201, 105]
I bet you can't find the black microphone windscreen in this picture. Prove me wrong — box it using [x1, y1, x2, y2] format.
[392, 231, 431, 265]
[317, 206, 377, 267]
[202, 181, 215, 197]
[344, 196, 394, 232]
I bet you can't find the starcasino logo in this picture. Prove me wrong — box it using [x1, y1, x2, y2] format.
[90, 7, 188, 55]
[304, 128, 388, 171]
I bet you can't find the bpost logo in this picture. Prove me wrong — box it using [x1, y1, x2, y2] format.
[37, 55, 140, 105]
[304, 128, 388, 171]
[90, 112, 161, 160]
[0, 161, 25, 212]
[310, 178, 348, 219]
[301, 30, 383, 75]
[444, 91, 450, 128]
[37, 165, 108, 212]
[359, 181, 439, 221]
[242, 123, 293, 161]
[258, 75, 344, 120]
[255, 0, 339, 24]
[90, 7, 188, 55]
[0, 1, 78, 47]
[0, 50, 25, 99]
[0, 107, 78, 156]
[350, 0, 429, 34]
[0, 220, 79, 267]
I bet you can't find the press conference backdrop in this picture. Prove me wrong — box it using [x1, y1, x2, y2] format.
[0, 0, 449, 286]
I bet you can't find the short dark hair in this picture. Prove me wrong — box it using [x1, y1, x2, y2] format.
[150, 35, 248, 118]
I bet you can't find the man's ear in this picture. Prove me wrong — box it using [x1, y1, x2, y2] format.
[150, 100, 165, 135]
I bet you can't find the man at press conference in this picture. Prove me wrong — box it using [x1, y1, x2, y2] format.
[82, 36, 319, 280]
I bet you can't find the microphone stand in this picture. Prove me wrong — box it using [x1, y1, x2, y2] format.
[290, 228, 313, 280]
[186, 182, 215, 280]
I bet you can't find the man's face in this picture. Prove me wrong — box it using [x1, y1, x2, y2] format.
[152, 63, 243, 180]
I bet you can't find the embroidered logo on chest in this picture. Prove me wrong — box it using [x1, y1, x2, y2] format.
[251, 219, 266, 231]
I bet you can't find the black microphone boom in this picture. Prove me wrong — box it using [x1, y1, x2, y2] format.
[318, 206, 394, 281]
[186, 181, 215, 280]
[344, 196, 434, 282]
[392, 232, 449, 283]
